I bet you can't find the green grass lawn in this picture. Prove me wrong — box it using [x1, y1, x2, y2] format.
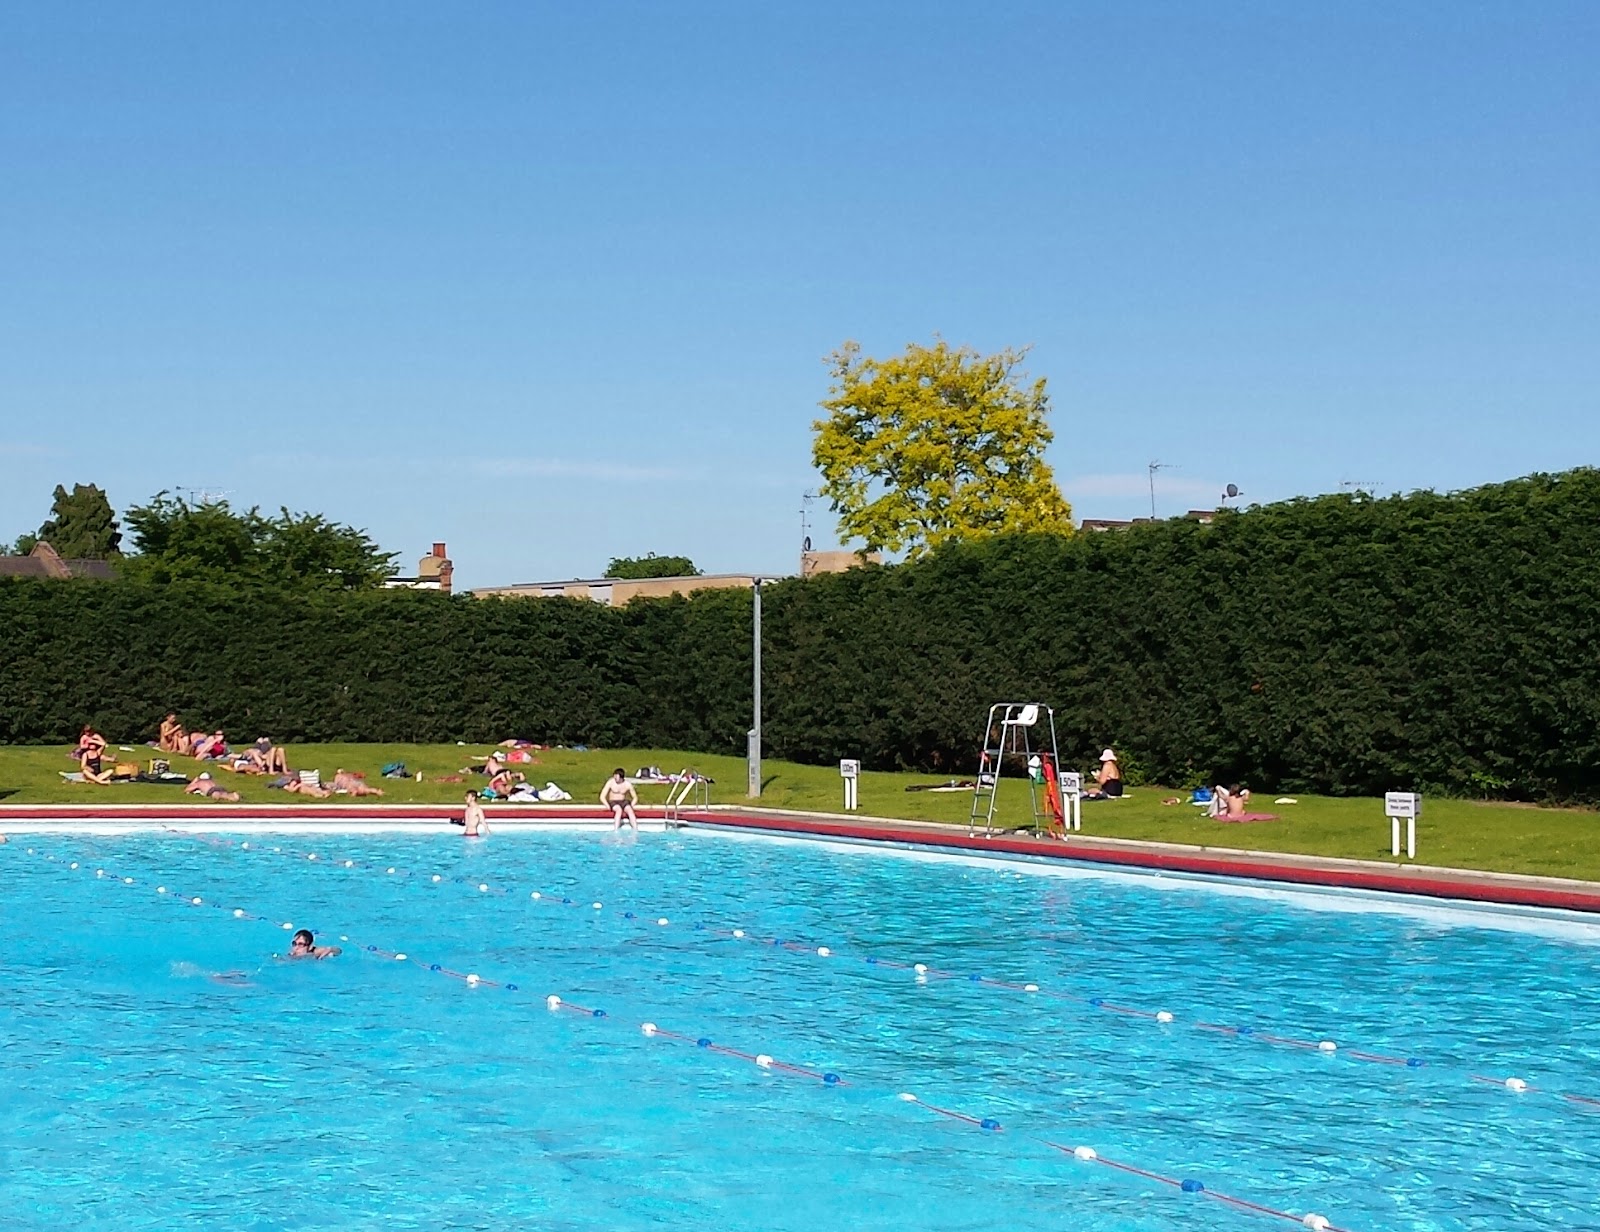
[4, 742, 1597, 882]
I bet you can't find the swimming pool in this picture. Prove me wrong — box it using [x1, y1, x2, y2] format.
[3, 826, 1597, 1231]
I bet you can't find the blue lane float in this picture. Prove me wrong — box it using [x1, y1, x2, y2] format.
[23, 842, 1365, 1230]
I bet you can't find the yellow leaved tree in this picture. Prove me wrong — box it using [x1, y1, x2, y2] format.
[811, 339, 1073, 557]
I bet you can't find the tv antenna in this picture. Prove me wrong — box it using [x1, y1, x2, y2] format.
[1147, 461, 1175, 520]
[800, 491, 818, 554]
[177, 485, 232, 506]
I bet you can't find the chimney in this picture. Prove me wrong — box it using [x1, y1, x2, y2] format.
[418, 542, 453, 592]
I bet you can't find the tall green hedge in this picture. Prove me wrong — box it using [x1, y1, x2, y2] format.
[5, 469, 1599, 800]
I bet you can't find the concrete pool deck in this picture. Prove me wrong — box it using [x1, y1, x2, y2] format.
[6, 801, 1600, 914]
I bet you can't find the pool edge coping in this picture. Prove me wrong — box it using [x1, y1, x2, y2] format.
[681, 808, 1600, 915]
[6, 802, 1600, 913]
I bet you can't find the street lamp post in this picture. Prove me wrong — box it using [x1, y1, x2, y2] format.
[747, 578, 762, 798]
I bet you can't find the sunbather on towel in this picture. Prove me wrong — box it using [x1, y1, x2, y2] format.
[77, 736, 114, 785]
[332, 769, 384, 796]
[185, 773, 240, 802]
[283, 777, 332, 799]
[1083, 748, 1124, 800]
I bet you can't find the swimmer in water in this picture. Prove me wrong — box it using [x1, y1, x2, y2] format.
[463, 790, 488, 837]
[600, 767, 639, 832]
[286, 929, 341, 960]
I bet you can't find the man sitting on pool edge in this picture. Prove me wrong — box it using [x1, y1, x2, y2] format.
[286, 929, 341, 960]
[600, 767, 639, 832]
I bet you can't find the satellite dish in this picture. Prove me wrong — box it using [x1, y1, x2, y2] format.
[1224, 483, 1241, 499]
[802, 535, 812, 552]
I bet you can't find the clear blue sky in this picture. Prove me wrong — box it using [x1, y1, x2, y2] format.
[2, 3, 1596, 587]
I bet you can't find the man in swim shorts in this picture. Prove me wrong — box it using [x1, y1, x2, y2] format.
[462, 790, 488, 837]
[600, 768, 639, 832]
[185, 772, 241, 802]
[286, 929, 341, 960]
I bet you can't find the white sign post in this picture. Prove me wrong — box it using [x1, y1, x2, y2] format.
[1060, 771, 1083, 832]
[1385, 792, 1421, 859]
[840, 759, 860, 811]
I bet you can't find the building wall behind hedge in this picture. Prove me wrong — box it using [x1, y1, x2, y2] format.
[4, 469, 1597, 799]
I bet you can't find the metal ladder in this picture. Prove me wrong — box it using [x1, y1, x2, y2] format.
[968, 702, 1061, 836]
[664, 769, 709, 825]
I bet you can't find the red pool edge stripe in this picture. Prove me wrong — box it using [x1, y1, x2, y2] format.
[677, 813, 1600, 915]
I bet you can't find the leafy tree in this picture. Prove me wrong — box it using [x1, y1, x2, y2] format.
[31, 483, 122, 558]
[12, 534, 38, 555]
[605, 553, 701, 579]
[812, 339, 1073, 557]
[121, 492, 397, 588]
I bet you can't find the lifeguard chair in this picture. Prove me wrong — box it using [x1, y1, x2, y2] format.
[967, 702, 1066, 837]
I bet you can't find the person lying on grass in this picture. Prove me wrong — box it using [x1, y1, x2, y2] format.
[184, 772, 240, 802]
[283, 776, 332, 799]
[332, 769, 384, 797]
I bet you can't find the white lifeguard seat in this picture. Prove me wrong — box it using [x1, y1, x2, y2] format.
[970, 701, 1063, 838]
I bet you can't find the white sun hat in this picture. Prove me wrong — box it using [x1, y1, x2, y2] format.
[1099, 749, 1117, 761]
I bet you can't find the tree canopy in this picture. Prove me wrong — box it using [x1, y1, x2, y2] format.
[605, 553, 701, 579]
[811, 339, 1073, 557]
[121, 492, 397, 588]
[17, 483, 122, 558]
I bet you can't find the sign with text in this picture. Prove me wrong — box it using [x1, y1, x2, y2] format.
[1384, 792, 1421, 818]
[839, 759, 860, 779]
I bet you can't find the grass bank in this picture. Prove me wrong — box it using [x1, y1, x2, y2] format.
[3, 742, 1597, 882]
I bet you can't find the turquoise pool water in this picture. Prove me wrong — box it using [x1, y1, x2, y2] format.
[2, 827, 1597, 1231]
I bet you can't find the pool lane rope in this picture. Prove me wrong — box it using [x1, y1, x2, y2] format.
[24, 843, 1353, 1231]
[185, 830, 1600, 1117]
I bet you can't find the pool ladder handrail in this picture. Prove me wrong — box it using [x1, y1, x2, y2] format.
[664, 769, 710, 825]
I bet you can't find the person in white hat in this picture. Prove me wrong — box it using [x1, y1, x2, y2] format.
[1086, 748, 1124, 799]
